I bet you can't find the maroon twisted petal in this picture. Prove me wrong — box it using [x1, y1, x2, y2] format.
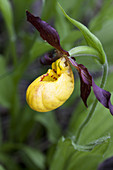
[69, 57, 113, 115]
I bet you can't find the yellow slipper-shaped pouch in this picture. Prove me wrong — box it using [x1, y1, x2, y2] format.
[26, 57, 74, 112]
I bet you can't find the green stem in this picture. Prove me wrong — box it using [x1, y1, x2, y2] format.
[75, 57, 108, 144]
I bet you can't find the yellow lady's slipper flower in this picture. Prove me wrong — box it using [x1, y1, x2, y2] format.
[26, 57, 74, 112]
[26, 11, 113, 115]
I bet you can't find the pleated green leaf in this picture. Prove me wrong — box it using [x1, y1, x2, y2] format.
[50, 137, 109, 170]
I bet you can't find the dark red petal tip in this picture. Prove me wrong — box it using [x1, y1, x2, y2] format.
[26, 11, 69, 56]
[26, 10, 31, 21]
[92, 80, 113, 115]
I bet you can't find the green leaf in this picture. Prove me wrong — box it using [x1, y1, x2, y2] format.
[55, 5, 71, 40]
[89, 0, 113, 32]
[12, 39, 53, 81]
[69, 71, 113, 137]
[0, 0, 17, 65]
[0, 165, 6, 170]
[69, 88, 113, 159]
[0, 142, 21, 152]
[42, 0, 57, 20]
[10, 106, 35, 142]
[89, 1, 113, 64]
[35, 111, 61, 143]
[50, 137, 109, 170]
[0, 0, 15, 41]
[77, 97, 113, 158]
[0, 56, 14, 108]
[29, 40, 53, 63]
[13, 0, 35, 30]
[0, 153, 20, 170]
[22, 146, 45, 170]
[58, 3, 106, 64]
[58, 0, 84, 18]
[61, 30, 81, 46]
[93, 20, 113, 64]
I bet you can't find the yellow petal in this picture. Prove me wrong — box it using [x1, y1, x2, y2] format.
[26, 57, 74, 112]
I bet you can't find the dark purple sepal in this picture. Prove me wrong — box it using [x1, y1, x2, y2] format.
[69, 57, 92, 106]
[26, 11, 69, 56]
[77, 64, 92, 86]
[79, 76, 91, 107]
[77, 64, 92, 107]
[92, 79, 113, 115]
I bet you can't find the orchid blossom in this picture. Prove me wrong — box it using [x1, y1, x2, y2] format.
[26, 11, 113, 115]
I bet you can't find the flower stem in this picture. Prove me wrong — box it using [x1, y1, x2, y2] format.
[75, 56, 108, 144]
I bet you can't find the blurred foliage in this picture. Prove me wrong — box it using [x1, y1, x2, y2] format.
[0, 0, 113, 169]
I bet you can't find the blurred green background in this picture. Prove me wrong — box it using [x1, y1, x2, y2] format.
[0, 0, 113, 169]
